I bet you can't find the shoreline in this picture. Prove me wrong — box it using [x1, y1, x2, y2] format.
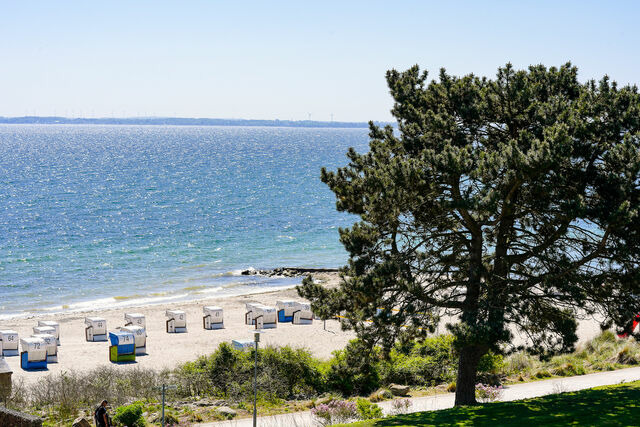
[0, 268, 339, 322]
[0, 281, 299, 322]
[0, 285, 297, 325]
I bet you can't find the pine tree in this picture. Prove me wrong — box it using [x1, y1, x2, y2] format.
[299, 63, 640, 405]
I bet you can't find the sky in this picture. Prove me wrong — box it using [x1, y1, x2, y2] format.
[1, 1, 639, 122]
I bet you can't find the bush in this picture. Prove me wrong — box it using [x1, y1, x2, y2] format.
[187, 342, 240, 395]
[184, 342, 325, 401]
[260, 345, 325, 398]
[478, 351, 505, 373]
[113, 402, 145, 427]
[325, 340, 381, 395]
[356, 398, 383, 419]
[382, 335, 457, 386]
[174, 361, 213, 397]
[385, 354, 445, 386]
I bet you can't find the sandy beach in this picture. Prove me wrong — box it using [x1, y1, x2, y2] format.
[2, 273, 357, 385]
[1, 271, 608, 385]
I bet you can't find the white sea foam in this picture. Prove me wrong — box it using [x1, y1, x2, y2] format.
[0, 274, 302, 321]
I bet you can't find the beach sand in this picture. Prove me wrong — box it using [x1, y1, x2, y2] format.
[2, 272, 607, 384]
[2, 273, 356, 385]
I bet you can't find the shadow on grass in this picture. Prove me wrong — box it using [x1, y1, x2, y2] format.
[372, 384, 640, 426]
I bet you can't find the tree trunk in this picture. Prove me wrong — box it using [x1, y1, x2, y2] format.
[454, 345, 486, 406]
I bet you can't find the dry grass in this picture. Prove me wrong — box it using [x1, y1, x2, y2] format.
[504, 331, 640, 383]
[6, 366, 175, 424]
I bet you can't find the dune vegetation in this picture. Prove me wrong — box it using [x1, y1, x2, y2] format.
[5, 331, 640, 425]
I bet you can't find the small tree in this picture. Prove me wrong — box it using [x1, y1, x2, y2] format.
[299, 63, 640, 405]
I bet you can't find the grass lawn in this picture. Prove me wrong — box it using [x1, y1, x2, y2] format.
[341, 380, 640, 426]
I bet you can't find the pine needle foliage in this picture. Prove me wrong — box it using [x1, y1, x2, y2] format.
[299, 63, 640, 405]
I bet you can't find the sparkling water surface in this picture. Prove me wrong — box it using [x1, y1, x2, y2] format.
[0, 125, 369, 318]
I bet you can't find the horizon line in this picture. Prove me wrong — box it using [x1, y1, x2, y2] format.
[0, 115, 395, 129]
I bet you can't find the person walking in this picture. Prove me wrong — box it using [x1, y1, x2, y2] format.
[94, 400, 110, 427]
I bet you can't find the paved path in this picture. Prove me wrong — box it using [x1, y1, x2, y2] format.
[197, 366, 640, 426]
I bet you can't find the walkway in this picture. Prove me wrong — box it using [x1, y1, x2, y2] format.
[197, 366, 640, 426]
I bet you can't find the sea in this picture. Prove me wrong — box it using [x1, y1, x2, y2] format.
[0, 125, 370, 319]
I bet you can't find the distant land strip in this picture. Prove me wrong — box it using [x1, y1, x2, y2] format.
[0, 116, 394, 128]
[242, 267, 341, 277]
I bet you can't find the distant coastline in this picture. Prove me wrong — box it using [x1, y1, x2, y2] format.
[0, 116, 393, 128]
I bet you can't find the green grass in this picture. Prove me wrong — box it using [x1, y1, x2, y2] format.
[340, 380, 640, 426]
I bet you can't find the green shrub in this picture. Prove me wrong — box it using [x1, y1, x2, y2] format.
[382, 335, 457, 386]
[113, 402, 145, 427]
[325, 340, 381, 395]
[178, 342, 325, 401]
[410, 335, 456, 357]
[476, 351, 506, 385]
[478, 351, 505, 373]
[260, 345, 325, 398]
[356, 398, 383, 420]
[336, 335, 498, 390]
[386, 354, 442, 385]
[185, 342, 240, 395]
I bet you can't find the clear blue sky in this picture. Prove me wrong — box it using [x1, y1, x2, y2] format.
[2, 1, 639, 122]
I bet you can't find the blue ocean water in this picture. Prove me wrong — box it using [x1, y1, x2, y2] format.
[0, 125, 369, 318]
